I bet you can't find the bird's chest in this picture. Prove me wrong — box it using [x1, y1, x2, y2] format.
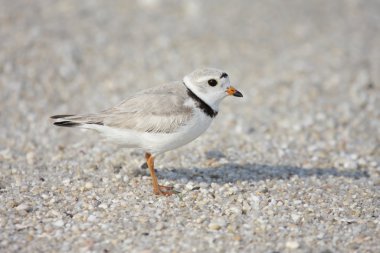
[179, 109, 213, 140]
[151, 109, 213, 153]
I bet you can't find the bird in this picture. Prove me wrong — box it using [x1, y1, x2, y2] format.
[51, 68, 243, 196]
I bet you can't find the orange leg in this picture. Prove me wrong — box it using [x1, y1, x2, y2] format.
[145, 153, 174, 196]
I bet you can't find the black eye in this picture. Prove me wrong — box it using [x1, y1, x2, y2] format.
[208, 79, 218, 86]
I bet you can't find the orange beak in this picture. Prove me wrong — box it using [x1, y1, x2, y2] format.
[226, 86, 243, 97]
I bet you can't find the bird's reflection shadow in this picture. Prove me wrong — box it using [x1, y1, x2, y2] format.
[157, 163, 369, 184]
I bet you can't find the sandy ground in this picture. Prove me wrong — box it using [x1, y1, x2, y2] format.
[1, 0, 379, 252]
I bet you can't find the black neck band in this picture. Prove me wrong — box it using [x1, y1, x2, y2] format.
[183, 82, 218, 118]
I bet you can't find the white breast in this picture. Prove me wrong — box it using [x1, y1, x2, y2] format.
[139, 107, 213, 155]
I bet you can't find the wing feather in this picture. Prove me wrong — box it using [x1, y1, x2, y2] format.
[95, 82, 193, 133]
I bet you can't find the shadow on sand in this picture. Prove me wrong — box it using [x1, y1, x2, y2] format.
[157, 163, 369, 184]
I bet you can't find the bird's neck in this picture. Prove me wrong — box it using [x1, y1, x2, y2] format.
[183, 82, 218, 118]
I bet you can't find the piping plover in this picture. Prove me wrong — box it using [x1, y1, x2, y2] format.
[51, 68, 243, 196]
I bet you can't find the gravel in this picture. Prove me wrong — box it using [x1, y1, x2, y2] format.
[1, 0, 380, 252]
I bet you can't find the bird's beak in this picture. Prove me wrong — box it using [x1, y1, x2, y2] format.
[226, 86, 243, 97]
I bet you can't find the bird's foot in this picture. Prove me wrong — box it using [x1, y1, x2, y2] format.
[153, 185, 177, 196]
[159, 185, 174, 191]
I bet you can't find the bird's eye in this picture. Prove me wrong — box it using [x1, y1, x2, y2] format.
[208, 79, 218, 86]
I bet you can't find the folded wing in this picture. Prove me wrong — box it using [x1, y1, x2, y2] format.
[51, 82, 194, 134]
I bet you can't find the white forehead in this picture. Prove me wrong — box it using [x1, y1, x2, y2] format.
[186, 68, 226, 82]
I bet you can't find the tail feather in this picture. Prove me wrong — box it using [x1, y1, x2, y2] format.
[51, 114, 104, 128]
[50, 114, 75, 119]
[53, 121, 82, 127]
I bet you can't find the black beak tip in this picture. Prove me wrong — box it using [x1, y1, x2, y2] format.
[233, 90, 243, 97]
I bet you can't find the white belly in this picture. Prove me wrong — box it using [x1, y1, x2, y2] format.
[89, 109, 213, 155]
[141, 110, 213, 154]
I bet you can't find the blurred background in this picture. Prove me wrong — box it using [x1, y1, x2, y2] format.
[0, 0, 379, 157]
[1, 1, 379, 252]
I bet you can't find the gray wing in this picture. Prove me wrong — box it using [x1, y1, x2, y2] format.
[58, 82, 194, 133]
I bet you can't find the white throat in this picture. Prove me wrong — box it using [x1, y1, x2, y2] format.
[183, 77, 224, 112]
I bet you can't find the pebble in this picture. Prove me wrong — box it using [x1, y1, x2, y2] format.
[26, 152, 35, 165]
[291, 213, 302, 223]
[98, 203, 108, 209]
[0, 149, 13, 160]
[53, 220, 65, 227]
[62, 178, 71, 186]
[208, 217, 227, 230]
[87, 215, 97, 222]
[343, 160, 359, 170]
[15, 203, 29, 211]
[205, 150, 225, 160]
[208, 223, 222, 231]
[155, 222, 165, 230]
[226, 206, 242, 215]
[286, 240, 300, 249]
[84, 182, 93, 190]
[195, 215, 207, 224]
[185, 182, 194, 190]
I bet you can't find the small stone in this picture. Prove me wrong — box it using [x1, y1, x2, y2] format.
[205, 150, 225, 160]
[26, 152, 35, 165]
[250, 194, 261, 209]
[155, 222, 165, 230]
[62, 178, 71, 186]
[343, 160, 358, 170]
[87, 215, 97, 222]
[99, 203, 108, 209]
[15, 203, 29, 211]
[291, 213, 301, 223]
[227, 206, 242, 215]
[85, 182, 93, 190]
[233, 235, 242, 241]
[286, 240, 300, 249]
[227, 186, 239, 195]
[242, 201, 252, 212]
[0, 149, 12, 160]
[350, 154, 358, 160]
[53, 220, 65, 227]
[49, 209, 60, 217]
[208, 223, 221, 230]
[209, 217, 227, 230]
[20, 185, 28, 192]
[185, 182, 194, 190]
[195, 215, 207, 224]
